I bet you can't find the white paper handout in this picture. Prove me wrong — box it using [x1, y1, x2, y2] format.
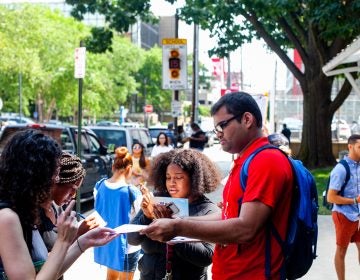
[113, 224, 148, 234]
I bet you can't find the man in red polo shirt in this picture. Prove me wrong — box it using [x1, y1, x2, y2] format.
[141, 92, 293, 279]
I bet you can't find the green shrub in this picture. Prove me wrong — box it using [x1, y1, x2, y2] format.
[311, 167, 332, 215]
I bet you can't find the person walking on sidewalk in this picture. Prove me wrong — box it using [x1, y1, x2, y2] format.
[327, 134, 360, 280]
[140, 92, 294, 279]
[94, 147, 142, 280]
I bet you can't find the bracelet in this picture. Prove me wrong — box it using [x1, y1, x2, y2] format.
[354, 197, 358, 205]
[76, 238, 84, 253]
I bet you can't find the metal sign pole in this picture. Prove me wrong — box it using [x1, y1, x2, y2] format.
[75, 40, 85, 215]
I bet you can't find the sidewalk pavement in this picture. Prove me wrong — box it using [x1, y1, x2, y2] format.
[64, 215, 360, 280]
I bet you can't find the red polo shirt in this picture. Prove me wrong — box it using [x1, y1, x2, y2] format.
[212, 137, 293, 280]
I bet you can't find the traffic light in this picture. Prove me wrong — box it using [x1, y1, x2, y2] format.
[169, 49, 181, 79]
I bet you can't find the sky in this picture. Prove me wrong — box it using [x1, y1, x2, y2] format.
[150, 0, 287, 93]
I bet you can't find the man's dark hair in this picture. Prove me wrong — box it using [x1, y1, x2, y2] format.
[211, 92, 262, 128]
[348, 134, 360, 144]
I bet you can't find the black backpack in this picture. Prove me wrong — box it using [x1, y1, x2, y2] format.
[240, 145, 318, 280]
[322, 159, 350, 210]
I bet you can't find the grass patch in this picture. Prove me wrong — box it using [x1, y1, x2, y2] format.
[310, 167, 332, 215]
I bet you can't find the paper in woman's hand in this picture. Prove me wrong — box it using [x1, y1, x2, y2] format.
[113, 224, 148, 234]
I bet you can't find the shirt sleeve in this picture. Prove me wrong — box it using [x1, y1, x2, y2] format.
[329, 164, 347, 191]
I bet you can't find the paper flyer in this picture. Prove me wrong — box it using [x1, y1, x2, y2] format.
[113, 224, 148, 234]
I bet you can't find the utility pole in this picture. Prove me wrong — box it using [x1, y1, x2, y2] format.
[18, 73, 22, 122]
[173, 10, 179, 144]
[226, 53, 231, 91]
[191, 23, 199, 123]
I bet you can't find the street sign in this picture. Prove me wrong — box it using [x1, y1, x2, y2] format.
[171, 100, 182, 117]
[144, 104, 153, 113]
[162, 38, 187, 90]
[74, 47, 86, 78]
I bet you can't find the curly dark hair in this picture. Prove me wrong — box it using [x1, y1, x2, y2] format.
[0, 129, 61, 244]
[149, 149, 222, 197]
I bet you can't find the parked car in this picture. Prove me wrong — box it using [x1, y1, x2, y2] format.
[0, 123, 112, 202]
[0, 115, 35, 125]
[331, 119, 351, 140]
[86, 126, 154, 157]
[148, 126, 168, 143]
[96, 120, 120, 126]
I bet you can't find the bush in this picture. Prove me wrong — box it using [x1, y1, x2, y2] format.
[311, 167, 332, 215]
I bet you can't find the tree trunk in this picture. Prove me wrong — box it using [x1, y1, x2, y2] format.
[298, 74, 336, 168]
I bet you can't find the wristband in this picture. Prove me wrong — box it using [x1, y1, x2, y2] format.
[76, 238, 85, 253]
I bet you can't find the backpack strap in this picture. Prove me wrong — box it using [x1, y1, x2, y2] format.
[239, 144, 288, 280]
[338, 159, 350, 195]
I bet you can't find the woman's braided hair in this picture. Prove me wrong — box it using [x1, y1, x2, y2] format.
[58, 152, 86, 184]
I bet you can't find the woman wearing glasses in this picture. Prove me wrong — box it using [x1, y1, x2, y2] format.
[130, 142, 151, 186]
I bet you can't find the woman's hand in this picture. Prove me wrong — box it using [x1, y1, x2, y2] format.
[56, 200, 78, 246]
[140, 185, 155, 219]
[77, 227, 118, 251]
[152, 203, 173, 219]
[77, 216, 100, 237]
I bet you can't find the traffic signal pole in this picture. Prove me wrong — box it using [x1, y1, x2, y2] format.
[173, 10, 179, 146]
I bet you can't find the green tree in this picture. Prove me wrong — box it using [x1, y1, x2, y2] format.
[172, 0, 360, 168]
[0, 5, 89, 122]
[65, 0, 156, 53]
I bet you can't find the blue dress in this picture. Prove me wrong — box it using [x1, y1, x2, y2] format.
[94, 179, 141, 271]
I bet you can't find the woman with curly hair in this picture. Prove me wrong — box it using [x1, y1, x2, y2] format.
[128, 149, 221, 280]
[0, 129, 117, 280]
[94, 146, 142, 280]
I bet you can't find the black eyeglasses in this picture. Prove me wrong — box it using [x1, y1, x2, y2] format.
[213, 113, 243, 134]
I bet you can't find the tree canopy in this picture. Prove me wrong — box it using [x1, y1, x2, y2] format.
[65, 0, 156, 53]
[0, 4, 163, 123]
[171, 0, 360, 167]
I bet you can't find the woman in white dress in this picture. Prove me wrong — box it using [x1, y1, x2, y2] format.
[150, 132, 173, 159]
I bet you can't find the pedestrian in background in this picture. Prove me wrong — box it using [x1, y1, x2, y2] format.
[267, 132, 292, 156]
[327, 134, 360, 280]
[39, 152, 98, 280]
[0, 129, 117, 280]
[128, 149, 221, 280]
[150, 132, 173, 159]
[140, 92, 294, 279]
[130, 142, 151, 186]
[183, 122, 207, 151]
[94, 147, 142, 280]
[176, 125, 187, 148]
[281, 123, 291, 144]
